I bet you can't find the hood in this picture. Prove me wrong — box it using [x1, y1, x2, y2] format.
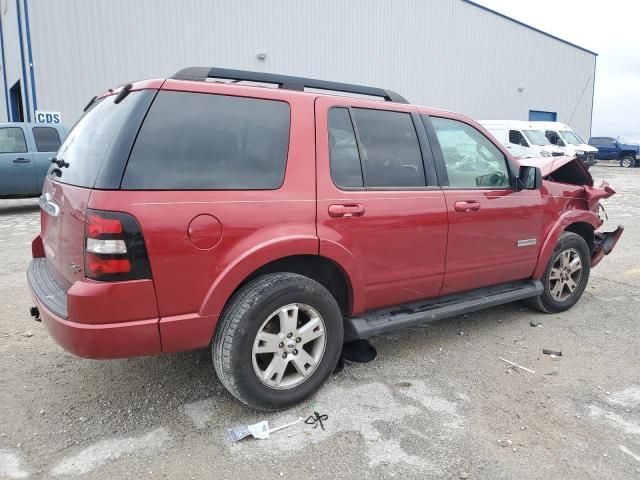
[540, 144, 563, 154]
[518, 155, 593, 186]
[579, 144, 598, 153]
[619, 142, 640, 152]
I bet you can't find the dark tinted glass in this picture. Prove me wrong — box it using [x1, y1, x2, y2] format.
[54, 91, 150, 188]
[351, 108, 425, 188]
[329, 108, 363, 188]
[122, 91, 290, 190]
[508, 130, 527, 146]
[32, 127, 61, 152]
[0, 127, 27, 153]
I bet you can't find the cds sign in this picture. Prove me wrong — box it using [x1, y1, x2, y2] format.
[35, 110, 62, 124]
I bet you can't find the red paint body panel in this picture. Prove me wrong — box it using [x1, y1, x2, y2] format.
[315, 96, 448, 314]
[40, 181, 91, 290]
[66, 279, 158, 324]
[440, 188, 543, 294]
[159, 313, 219, 353]
[35, 299, 160, 359]
[28, 78, 622, 360]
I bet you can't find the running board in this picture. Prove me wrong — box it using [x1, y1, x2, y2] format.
[344, 280, 543, 341]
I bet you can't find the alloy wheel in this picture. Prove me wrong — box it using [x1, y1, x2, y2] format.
[548, 248, 583, 301]
[252, 303, 327, 390]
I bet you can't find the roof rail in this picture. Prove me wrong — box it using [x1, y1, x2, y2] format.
[170, 67, 409, 104]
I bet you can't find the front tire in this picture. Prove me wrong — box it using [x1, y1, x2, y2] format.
[620, 156, 634, 168]
[526, 232, 591, 313]
[213, 273, 343, 410]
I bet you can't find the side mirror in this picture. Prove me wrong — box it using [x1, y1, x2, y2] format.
[517, 165, 542, 190]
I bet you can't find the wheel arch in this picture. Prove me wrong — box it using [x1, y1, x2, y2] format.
[533, 211, 600, 278]
[199, 241, 358, 321]
[231, 254, 355, 317]
[564, 222, 595, 255]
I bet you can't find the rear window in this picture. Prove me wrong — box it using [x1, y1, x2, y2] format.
[121, 91, 290, 190]
[53, 91, 149, 188]
[32, 127, 61, 152]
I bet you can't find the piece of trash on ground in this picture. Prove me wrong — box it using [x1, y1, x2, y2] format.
[305, 411, 329, 430]
[226, 417, 303, 442]
[497, 356, 535, 374]
[542, 349, 562, 357]
[529, 322, 542, 327]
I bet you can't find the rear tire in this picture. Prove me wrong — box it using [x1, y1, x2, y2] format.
[212, 273, 343, 410]
[620, 156, 634, 168]
[525, 232, 590, 313]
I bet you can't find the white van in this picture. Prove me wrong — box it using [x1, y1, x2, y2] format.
[529, 121, 598, 168]
[478, 120, 565, 158]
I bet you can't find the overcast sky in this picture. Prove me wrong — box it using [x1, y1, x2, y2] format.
[474, 0, 640, 143]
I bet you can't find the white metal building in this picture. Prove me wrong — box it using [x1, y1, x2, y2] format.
[0, 0, 597, 138]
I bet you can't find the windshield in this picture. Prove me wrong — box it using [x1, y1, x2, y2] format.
[523, 130, 551, 146]
[560, 130, 584, 145]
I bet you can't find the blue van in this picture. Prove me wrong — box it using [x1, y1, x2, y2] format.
[0, 123, 67, 198]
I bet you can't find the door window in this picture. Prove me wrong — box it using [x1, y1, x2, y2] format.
[351, 108, 425, 188]
[431, 117, 510, 189]
[0, 127, 28, 154]
[328, 108, 363, 188]
[32, 127, 61, 152]
[508, 130, 528, 147]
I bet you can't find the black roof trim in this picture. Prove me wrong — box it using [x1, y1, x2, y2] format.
[170, 67, 409, 104]
[463, 1, 597, 56]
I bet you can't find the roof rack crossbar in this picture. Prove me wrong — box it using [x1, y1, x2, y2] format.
[170, 67, 409, 104]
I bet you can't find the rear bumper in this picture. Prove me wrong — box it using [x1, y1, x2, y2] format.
[27, 258, 161, 359]
[591, 225, 624, 268]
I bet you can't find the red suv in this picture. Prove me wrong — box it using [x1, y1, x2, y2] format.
[27, 68, 623, 410]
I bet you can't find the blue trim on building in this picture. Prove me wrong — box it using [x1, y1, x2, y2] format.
[23, 0, 37, 111]
[15, 0, 31, 121]
[589, 56, 597, 138]
[463, 1, 598, 56]
[0, 14, 10, 120]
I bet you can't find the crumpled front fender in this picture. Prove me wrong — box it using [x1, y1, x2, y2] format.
[532, 210, 602, 279]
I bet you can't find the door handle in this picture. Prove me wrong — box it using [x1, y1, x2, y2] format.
[13, 157, 31, 164]
[328, 204, 365, 218]
[454, 200, 481, 212]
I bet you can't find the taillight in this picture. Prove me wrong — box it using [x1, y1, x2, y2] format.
[84, 209, 152, 281]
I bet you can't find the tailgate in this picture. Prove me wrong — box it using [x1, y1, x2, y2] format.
[40, 179, 90, 290]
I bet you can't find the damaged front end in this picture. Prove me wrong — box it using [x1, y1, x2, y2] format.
[519, 156, 624, 267]
[592, 226, 624, 267]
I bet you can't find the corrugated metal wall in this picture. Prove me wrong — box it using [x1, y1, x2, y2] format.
[0, 0, 596, 138]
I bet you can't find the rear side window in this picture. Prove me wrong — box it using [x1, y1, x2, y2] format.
[0, 127, 27, 153]
[350, 108, 425, 188]
[122, 91, 290, 190]
[32, 127, 61, 152]
[329, 108, 363, 188]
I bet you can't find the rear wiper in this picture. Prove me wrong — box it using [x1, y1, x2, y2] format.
[114, 83, 133, 104]
[83, 95, 98, 112]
